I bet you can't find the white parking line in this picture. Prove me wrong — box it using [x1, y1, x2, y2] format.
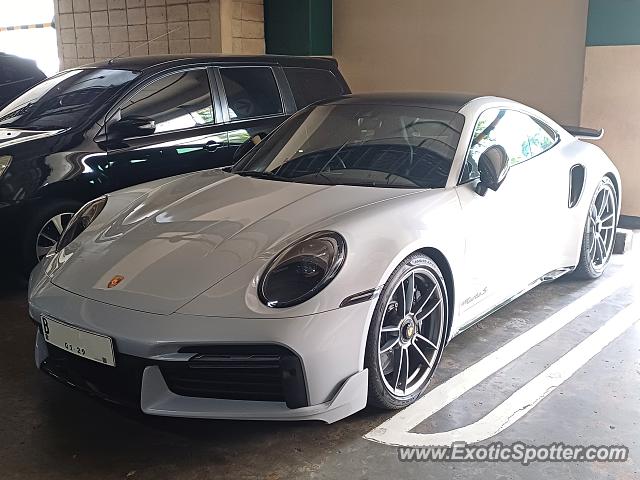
[365, 272, 631, 446]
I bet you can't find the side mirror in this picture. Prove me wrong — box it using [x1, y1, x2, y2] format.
[475, 145, 510, 196]
[109, 116, 156, 139]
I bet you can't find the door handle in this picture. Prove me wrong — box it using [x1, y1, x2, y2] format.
[203, 140, 221, 152]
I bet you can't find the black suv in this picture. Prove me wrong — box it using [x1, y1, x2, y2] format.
[0, 52, 46, 109]
[0, 54, 349, 273]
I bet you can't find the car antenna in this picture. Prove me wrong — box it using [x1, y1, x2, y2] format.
[108, 26, 182, 64]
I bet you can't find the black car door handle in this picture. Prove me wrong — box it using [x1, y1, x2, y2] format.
[203, 140, 221, 152]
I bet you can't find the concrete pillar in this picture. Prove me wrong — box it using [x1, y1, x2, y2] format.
[53, 0, 264, 70]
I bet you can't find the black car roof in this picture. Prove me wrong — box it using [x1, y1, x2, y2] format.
[322, 92, 480, 112]
[83, 54, 339, 72]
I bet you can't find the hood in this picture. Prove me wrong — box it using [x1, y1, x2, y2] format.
[50, 170, 415, 314]
[0, 128, 65, 149]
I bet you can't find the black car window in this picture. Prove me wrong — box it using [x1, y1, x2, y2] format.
[219, 67, 283, 120]
[0, 68, 139, 130]
[460, 108, 558, 183]
[117, 69, 214, 134]
[284, 67, 344, 108]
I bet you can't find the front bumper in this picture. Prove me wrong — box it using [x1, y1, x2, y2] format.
[30, 281, 371, 423]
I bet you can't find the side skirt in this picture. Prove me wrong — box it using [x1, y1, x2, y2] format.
[453, 267, 575, 337]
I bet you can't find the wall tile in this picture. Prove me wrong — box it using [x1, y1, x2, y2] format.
[90, 11, 109, 26]
[130, 41, 149, 55]
[169, 38, 190, 53]
[75, 27, 92, 43]
[127, 7, 147, 24]
[90, 0, 107, 11]
[77, 43, 94, 58]
[189, 19, 210, 38]
[167, 4, 188, 21]
[240, 19, 263, 39]
[92, 26, 110, 43]
[111, 41, 129, 56]
[59, 0, 73, 14]
[72, 0, 90, 13]
[188, 2, 209, 20]
[190, 37, 212, 53]
[58, 13, 75, 29]
[60, 28, 76, 43]
[241, 37, 264, 54]
[93, 42, 111, 57]
[147, 22, 167, 39]
[241, 2, 262, 21]
[110, 26, 129, 41]
[168, 21, 189, 38]
[128, 25, 148, 41]
[108, 0, 126, 10]
[73, 12, 91, 27]
[149, 39, 169, 53]
[108, 9, 127, 25]
[146, 6, 167, 23]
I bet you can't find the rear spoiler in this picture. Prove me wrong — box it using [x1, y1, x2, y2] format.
[562, 125, 604, 140]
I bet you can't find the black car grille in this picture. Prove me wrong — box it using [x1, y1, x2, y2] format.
[41, 343, 150, 408]
[160, 345, 309, 409]
[41, 338, 309, 410]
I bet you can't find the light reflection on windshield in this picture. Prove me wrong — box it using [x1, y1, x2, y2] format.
[233, 104, 464, 189]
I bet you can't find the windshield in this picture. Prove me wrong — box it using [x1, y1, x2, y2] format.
[232, 104, 464, 188]
[0, 68, 139, 130]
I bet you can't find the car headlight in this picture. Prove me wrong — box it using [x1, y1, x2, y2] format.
[259, 231, 347, 308]
[0, 155, 11, 178]
[56, 196, 108, 252]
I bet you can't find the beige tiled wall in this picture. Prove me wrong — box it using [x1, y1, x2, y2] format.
[581, 45, 640, 217]
[231, 0, 264, 54]
[54, 0, 264, 69]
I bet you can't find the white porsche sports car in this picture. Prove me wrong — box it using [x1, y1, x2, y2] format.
[28, 93, 620, 423]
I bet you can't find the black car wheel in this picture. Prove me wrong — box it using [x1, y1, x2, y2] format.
[365, 253, 448, 409]
[573, 177, 617, 280]
[22, 200, 81, 275]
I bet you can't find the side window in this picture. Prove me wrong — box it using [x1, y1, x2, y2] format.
[219, 67, 283, 120]
[118, 69, 214, 134]
[284, 67, 344, 108]
[460, 109, 557, 183]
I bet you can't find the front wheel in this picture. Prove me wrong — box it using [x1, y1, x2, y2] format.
[21, 200, 81, 276]
[573, 177, 617, 279]
[364, 254, 448, 409]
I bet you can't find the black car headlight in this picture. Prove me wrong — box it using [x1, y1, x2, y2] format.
[259, 231, 347, 308]
[56, 196, 108, 252]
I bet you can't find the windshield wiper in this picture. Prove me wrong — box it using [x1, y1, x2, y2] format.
[234, 170, 290, 181]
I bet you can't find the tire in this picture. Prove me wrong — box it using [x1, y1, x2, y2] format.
[573, 176, 617, 280]
[364, 253, 449, 410]
[21, 199, 81, 276]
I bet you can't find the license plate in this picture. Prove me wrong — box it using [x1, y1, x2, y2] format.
[41, 315, 116, 367]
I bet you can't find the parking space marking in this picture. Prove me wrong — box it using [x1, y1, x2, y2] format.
[365, 272, 630, 446]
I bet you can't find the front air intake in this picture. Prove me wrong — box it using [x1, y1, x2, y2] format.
[160, 345, 309, 409]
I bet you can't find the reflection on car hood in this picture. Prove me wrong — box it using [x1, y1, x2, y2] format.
[0, 128, 65, 148]
[50, 169, 415, 314]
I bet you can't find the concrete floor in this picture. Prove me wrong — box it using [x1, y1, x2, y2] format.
[1, 251, 639, 479]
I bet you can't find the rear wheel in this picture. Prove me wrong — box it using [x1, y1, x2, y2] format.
[365, 254, 448, 409]
[573, 177, 617, 279]
[21, 200, 81, 275]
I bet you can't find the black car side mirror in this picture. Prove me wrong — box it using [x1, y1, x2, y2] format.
[475, 145, 510, 196]
[109, 116, 156, 139]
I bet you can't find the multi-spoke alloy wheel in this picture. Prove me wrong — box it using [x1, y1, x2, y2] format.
[365, 254, 448, 409]
[574, 177, 617, 279]
[35, 212, 74, 261]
